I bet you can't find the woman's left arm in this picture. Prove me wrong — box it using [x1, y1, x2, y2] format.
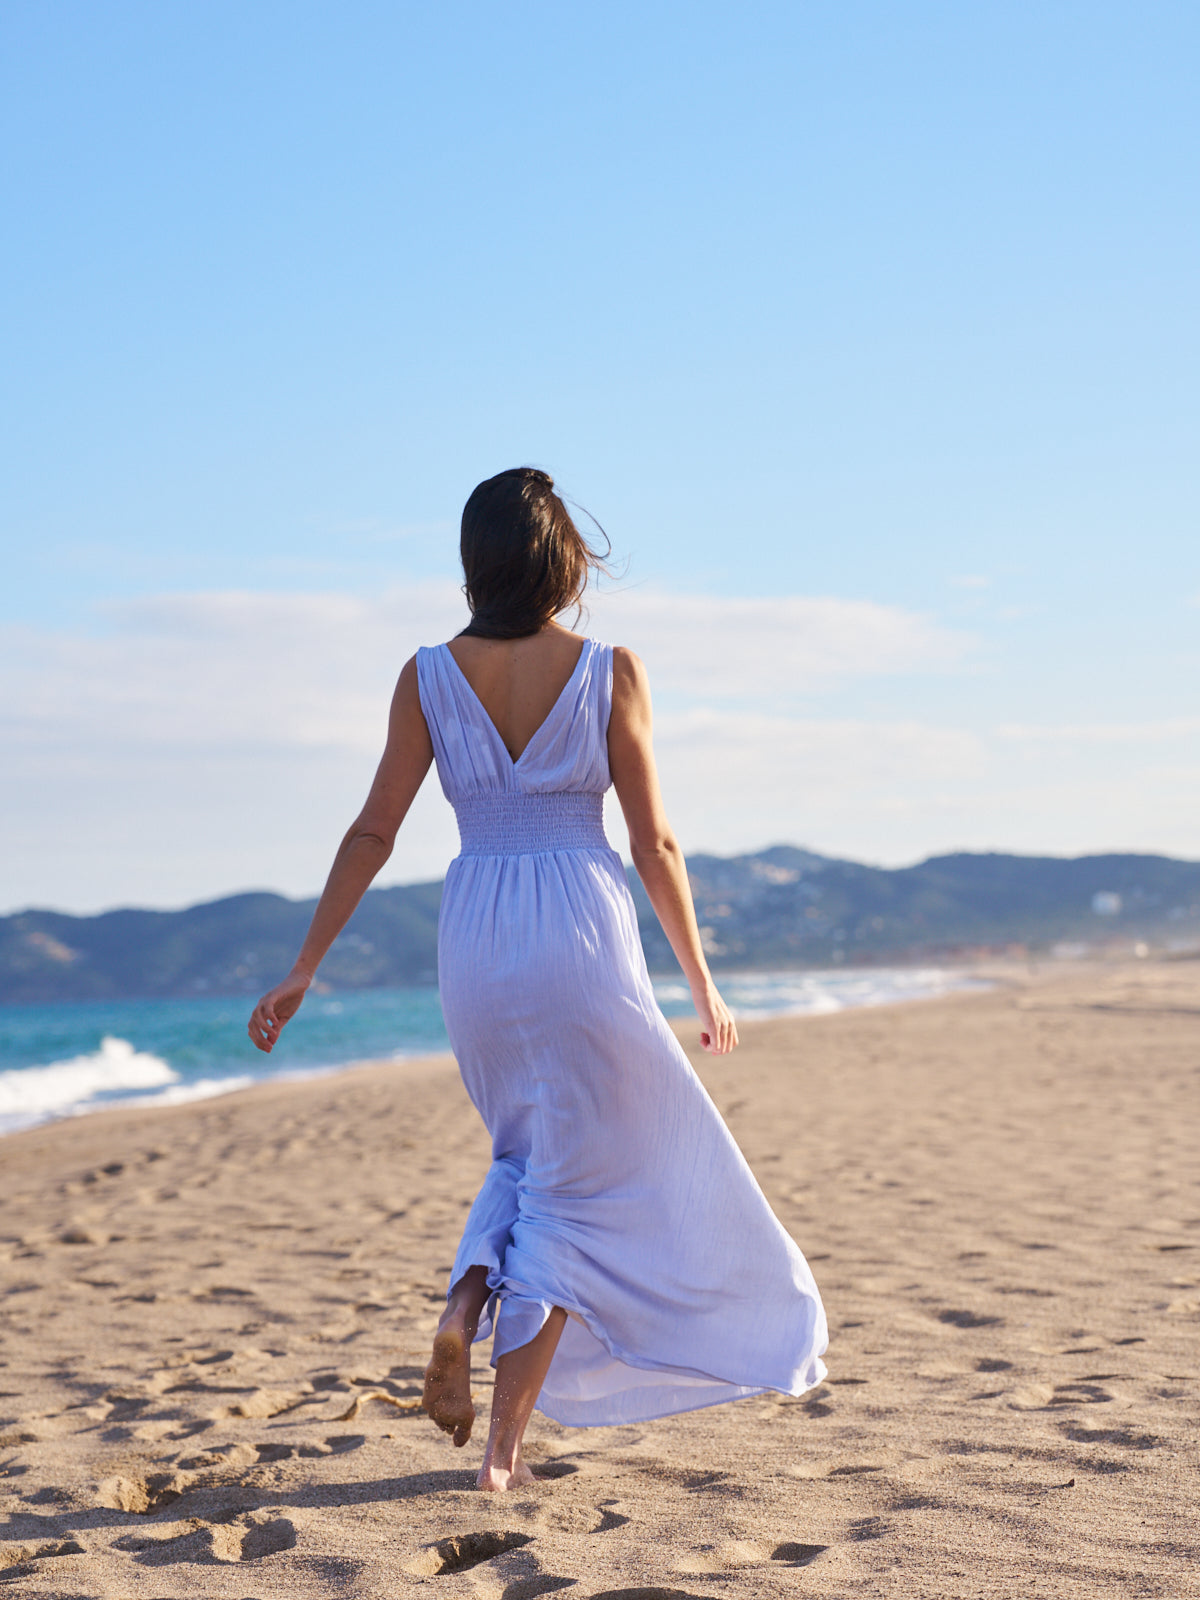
[247, 655, 434, 1053]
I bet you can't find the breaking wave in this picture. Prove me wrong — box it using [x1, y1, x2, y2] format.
[0, 1036, 251, 1135]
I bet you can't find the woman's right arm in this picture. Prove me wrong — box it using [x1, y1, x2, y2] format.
[607, 646, 738, 1055]
[247, 654, 434, 1053]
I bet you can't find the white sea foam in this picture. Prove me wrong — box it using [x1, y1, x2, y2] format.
[653, 966, 988, 1022]
[0, 1035, 179, 1135]
[128, 1075, 256, 1111]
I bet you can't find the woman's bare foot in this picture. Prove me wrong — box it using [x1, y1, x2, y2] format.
[477, 1455, 537, 1492]
[422, 1325, 476, 1447]
[474, 1305, 567, 1491]
[423, 1266, 490, 1448]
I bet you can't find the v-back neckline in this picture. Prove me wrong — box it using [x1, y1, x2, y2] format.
[441, 638, 591, 768]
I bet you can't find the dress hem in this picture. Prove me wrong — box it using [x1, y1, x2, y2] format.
[450, 1250, 829, 1427]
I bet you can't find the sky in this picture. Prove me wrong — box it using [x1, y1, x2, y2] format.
[2, 0, 1197, 914]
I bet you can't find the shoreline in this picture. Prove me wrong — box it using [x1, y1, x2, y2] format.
[2, 961, 1197, 1595]
[0, 962, 994, 1141]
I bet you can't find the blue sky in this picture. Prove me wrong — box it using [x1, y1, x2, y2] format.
[2, 2, 1197, 911]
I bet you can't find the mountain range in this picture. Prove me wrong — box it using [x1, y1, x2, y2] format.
[3, 848, 1198, 1005]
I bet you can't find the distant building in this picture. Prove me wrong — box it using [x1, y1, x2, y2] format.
[1091, 891, 1122, 916]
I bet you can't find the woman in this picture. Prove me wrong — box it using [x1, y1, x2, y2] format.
[249, 467, 827, 1491]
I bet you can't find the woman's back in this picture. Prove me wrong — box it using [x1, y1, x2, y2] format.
[446, 625, 589, 765]
[417, 633, 612, 816]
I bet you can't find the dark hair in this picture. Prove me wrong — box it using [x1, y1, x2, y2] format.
[459, 467, 609, 639]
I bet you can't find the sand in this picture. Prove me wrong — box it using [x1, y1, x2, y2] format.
[1, 959, 1198, 1598]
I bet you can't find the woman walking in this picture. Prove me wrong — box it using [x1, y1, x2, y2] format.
[249, 467, 827, 1491]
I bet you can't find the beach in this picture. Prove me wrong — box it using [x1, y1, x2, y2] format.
[1, 958, 1198, 1597]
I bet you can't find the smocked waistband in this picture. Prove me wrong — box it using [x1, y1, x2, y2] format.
[454, 791, 609, 856]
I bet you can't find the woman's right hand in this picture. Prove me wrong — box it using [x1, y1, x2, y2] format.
[248, 968, 312, 1054]
[692, 981, 739, 1056]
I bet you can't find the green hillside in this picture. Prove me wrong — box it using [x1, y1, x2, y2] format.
[3, 850, 1198, 1004]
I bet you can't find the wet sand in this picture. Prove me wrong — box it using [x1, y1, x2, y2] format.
[1, 960, 1198, 1597]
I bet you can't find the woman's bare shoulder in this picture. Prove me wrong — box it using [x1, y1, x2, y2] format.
[610, 646, 651, 711]
[611, 644, 647, 677]
[389, 653, 423, 700]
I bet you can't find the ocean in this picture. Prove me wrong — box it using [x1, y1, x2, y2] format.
[0, 967, 986, 1137]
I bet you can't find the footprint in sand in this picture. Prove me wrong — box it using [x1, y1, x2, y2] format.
[175, 1443, 258, 1471]
[96, 1471, 185, 1515]
[1008, 1385, 1056, 1410]
[404, 1528, 534, 1576]
[129, 1419, 180, 1444]
[101, 1426, 369, 1519]
[532, 1499, 629, 1535]
[253, 1433, 365, 1461]
[0, 1538, 85, 1573]
[497, 1573, 577, 1598]
[103, 1394, 158, 1423]
[936, 1309, 1004, 1329]
[1050, 1382, 1115, 1405]
[670, 1531, 840, 1581]
[164, 1347, 235, 1367]
[586, 1589, 728, 1599]
[771, 1542, 829, 1566]
[216, 1387, 311, 1419]
[615, 1459, 737, 1494]
[846, 1516, 889, 1541]
[58, 1225, 106, 1245]
[672, 1538, 776, 1574]
[22, 1485, 76, 1506]
[97, 1444, 252, 1518]
[802, 1386, 835, 1417]
[1060, 1423, 1164, 1449]
[163, 1419, 213, 1441]
[113, 1512, 297, 1565]
[531, 1460, 581, 1481]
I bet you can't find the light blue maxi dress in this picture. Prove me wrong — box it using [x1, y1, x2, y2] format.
[416, 638, 828, 1426]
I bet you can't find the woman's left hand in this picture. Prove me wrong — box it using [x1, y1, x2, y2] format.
[693, 981, 739, 1055]
[248, 968, 312, 1054]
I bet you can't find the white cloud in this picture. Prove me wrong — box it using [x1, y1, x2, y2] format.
[0, 585, 969, 756]
[655, 707, 987, 793]
[639, 708, 989, 862]
[2, 584, 469, 754]
[642, 708, 1200, 866]
[997, 718, 1200, 744]
[587, 588, 970, 700]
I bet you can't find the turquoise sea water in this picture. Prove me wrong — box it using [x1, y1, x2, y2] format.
[0, 968, 986, 1136]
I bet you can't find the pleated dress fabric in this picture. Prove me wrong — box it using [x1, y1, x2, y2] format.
[416, 638, 828, 1426]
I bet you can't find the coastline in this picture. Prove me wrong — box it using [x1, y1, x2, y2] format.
[0, 963, 988, 1138]
[1, 961, 1197, 1595]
